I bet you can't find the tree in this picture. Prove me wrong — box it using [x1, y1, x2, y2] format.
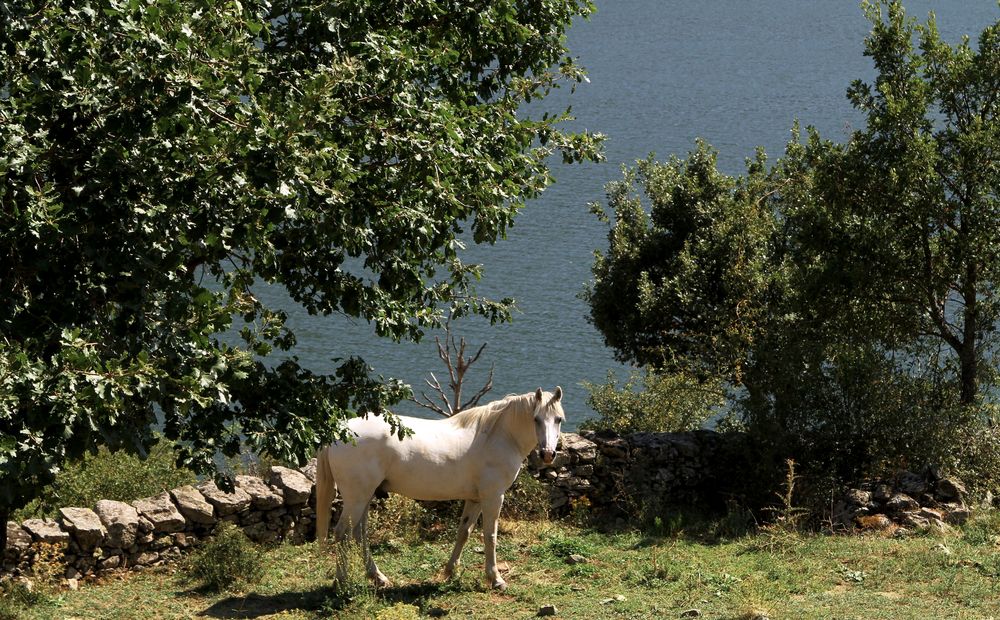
[584, 142, 783, 385]
[0, 0, 603, 545]
[791, 0, 1000, 406]
[585, 1, 1000, 496]
[413, 317, 495, 417]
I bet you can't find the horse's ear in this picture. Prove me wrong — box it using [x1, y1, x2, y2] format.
[535, 387, 543, 402]
[553, 386, 563, 402]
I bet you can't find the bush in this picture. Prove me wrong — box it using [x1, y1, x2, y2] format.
[14, 438, 195, 520]
[503, 471, 550, 521]
[184, 522, 265, 592]
[581, 368, 722, 434]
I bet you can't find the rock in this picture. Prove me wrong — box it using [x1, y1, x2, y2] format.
[132, 492, 186, 533]
[236, 475, 284, 510]
[299, 458, 318, 483]
[597, 437, 629, 459]
[935, 477, 966, 502]
[566, 554, 588, 564]
[170, 486, 216, 524]
[855, 514, 893, 530]
[269, 466, 312, 505]
[559, 433, 598, 462]
[66, 577, 79, 591]
[59, 507, 107, 550]
[843, 489, 872, 506]
[22, 518, 70, 544]
[885, 493, 920, 513]
[680, 609, 702, 618]
[6, 522, 33, 554]
[918, 507, 944, 522]
[942, 502, 970, 525]
[899, 511, 929, 529]
[94, 500, 140, 549]
[197, 480, 252, 516]
[872, 483, 893, 503]
[537, 605, 558, 617]
[896, 471, 927, 497]
[98, 555, 122, 570]
[136, 551, 159, 566]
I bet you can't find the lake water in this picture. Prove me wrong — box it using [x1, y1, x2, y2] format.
[258, 1, 999, 429]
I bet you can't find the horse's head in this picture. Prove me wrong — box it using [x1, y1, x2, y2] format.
[533, 386, 565, 464]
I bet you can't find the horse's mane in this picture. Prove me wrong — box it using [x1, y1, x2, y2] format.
[450, 392, 535, 437]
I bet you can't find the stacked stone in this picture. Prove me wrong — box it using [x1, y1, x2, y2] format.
[2, 464, 328, 580]
[833, 468, 971, 532]
[524, 429, 733, 515]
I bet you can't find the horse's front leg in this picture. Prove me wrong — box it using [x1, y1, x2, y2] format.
[443, 500, 481, 580]
[355, 508, 392, 588]
[480, 493, 506, 590]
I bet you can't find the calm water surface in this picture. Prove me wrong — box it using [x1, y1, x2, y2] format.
[259, 1, 999, 428]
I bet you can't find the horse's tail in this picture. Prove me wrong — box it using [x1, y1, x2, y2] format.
[314, 446, 337, 544]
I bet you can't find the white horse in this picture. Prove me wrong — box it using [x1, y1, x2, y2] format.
[315, 387, 565, 590]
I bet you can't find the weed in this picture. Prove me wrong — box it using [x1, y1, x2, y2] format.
[0, 579, 47, 620]
[182, 522, 265, 592]
[28, 543, 67, 594]
[503, 472, 551, 521]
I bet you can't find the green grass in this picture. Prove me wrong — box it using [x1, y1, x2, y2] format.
[6, 510, 1000, 619]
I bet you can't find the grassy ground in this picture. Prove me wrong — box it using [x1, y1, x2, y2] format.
[5, 508, 1000, 620]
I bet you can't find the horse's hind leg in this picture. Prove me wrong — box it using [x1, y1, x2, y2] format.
[332, 498, 368, 587]
[443, 500, 481, 580]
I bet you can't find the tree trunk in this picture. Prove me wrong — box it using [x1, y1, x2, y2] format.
[958, 333, 978, 406]
[0, 509, 8, 563]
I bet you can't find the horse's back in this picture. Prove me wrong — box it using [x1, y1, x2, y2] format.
[324, 414, 501, 501]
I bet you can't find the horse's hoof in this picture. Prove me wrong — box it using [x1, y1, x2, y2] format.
[491, 579, 507, 591]
[373, 574, 393, 588]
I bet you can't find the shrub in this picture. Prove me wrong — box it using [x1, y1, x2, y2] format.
[503, 471, 550, 521]
[14, 438, 195, 520]
[581, 368, 722, 434]
[184, 522, 265, 592]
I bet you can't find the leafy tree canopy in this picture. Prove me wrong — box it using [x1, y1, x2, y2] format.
[586, 0, 1000, 491]
[0, 0, 603, 523]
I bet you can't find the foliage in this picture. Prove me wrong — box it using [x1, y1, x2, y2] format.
[586, 0, 1000, 504]
[14, 437, 195, 521]
[502, 471, 551, 521]
[0, 0, 603, 526]
[581, 368, 722, 434]
[584, 143, 782, 382]
[183, 522, 265, 592]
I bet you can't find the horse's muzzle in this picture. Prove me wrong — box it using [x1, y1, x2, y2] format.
[540, 449, 555, 464]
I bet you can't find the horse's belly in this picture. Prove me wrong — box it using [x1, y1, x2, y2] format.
[383, 460, 482, 501]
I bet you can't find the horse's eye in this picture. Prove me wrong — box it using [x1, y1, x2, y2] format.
[556, 417, 564, 424]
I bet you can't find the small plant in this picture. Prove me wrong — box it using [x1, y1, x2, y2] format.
[765, 459, 808, 530]
[504, 472, 551, 521]
[0, 578, 47, 620]
[183, 522, 265, 592]
[28, 542, 68, 595]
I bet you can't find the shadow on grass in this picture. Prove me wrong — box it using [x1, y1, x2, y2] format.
[197, 585, 337, 619]
[197, 581, 462, 619]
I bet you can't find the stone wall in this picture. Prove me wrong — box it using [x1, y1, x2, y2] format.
[3, 465, 317, 582]
[2, 428, 973, 583]
[523, 429, 743, 518]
